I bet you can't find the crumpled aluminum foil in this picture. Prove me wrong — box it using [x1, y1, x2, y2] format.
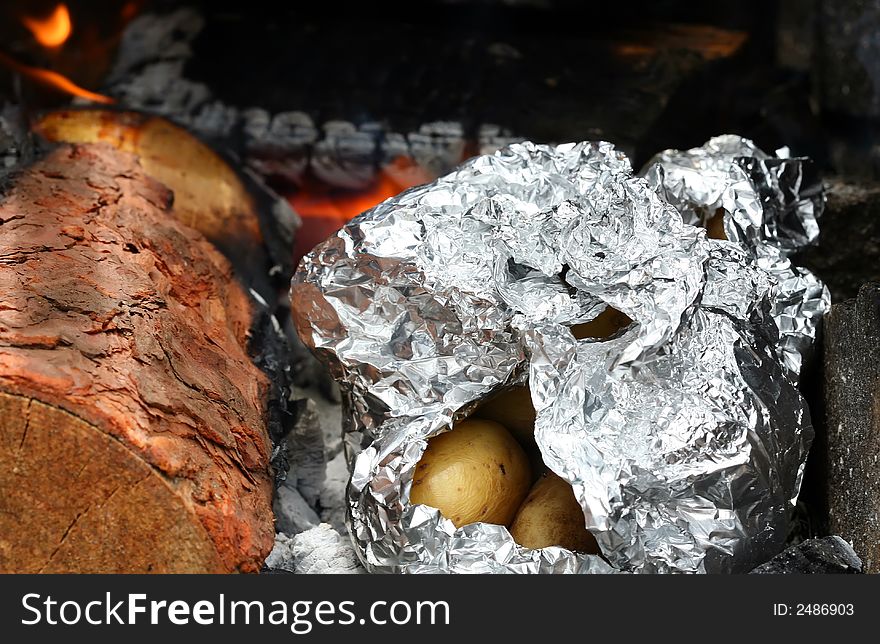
[291, 136, 829, 574]
[642, 135, 828, 377]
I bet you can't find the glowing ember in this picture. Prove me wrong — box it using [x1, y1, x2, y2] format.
[290, 157, 433, 264]
[612, 24, 748, 61]
[22, 4, 72, 48]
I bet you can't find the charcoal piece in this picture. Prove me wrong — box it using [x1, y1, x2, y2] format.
[290, 385, 343, 458]
[0, 104, 31, 176]
[243, 110, 317, 184]
[795, 179, 880, 302]
[246, 297, 294, 467]
[263, 525, 363, 574]
[310, 121, 378, 190]
[815, 0, 880, 118]
[823, 282, 880, 572]
[749, 536, 863, 574]
[240, 167, 300, 285]
[190, 100, 240, 139]
[285, 399, 328, 508]
[273, 484, 321, 536]
[284, 315, 339, 394]
[407, 122, 467, 178]
[380, 131, 435, 187]
[380, 132, 410, 164]
[104, 60, 212, 119]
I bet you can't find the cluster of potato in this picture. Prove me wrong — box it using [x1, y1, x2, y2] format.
[409, 308, 633, 554]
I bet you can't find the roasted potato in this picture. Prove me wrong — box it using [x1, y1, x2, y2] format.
[509, 471, 599, 553]
[410, 419, 531, 528]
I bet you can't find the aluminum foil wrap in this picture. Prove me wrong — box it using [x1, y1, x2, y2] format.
[291, 136, 829, 573]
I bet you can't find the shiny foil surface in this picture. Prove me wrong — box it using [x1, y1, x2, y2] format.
[291, 137, 828, 573]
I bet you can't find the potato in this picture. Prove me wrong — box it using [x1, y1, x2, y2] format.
[473, 386, 536, 444]
[410, 419, 531, 528]
[509, 472, 599, 553]
[571, 306, 631, 340]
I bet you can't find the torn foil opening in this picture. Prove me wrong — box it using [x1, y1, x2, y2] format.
[291, 136, 829, 573]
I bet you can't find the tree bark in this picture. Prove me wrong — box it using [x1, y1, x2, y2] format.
[0, 143, 275, 572]
[33, 108, 297, 305]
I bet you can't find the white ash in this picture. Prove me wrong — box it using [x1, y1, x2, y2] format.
[102, 8, 211, 119]
[108, 7, 204, 75]
[274, 385, 350, 539]
[273, 484, 321, 535]
[265, 525, 363, 574]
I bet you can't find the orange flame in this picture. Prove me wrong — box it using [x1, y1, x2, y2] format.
[290, 157, 432, 263]
[0, 51, 115, 104]
[22, 4, 72, 48]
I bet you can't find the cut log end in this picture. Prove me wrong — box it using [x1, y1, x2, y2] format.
[0, 392, 225, 573]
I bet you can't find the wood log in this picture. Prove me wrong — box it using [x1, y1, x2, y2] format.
[0, 143, 275, 572]
[33, 107, 297, 456]
[33, 108, 297, 304]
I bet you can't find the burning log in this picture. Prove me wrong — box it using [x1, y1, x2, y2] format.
[0, 143, 275, 572]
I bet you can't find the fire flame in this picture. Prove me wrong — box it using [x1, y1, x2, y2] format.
[0, 51, 114, 104]
[290, 157, 433, 263]
[22, 4, 72, 48]
[0, 3, 115, 104]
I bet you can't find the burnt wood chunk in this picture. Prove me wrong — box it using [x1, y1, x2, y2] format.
[749, 536, 862, 574]
[823, 282, 880, 573]
[796, 179, 880, 302]
[0, 143, 274, 572]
